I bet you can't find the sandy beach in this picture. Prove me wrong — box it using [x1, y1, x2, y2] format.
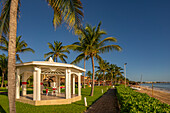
[132, 85, 170, 105]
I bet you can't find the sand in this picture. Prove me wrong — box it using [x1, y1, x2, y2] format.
[132, 85, 170, 105]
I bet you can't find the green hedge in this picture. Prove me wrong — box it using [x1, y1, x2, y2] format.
[116, 85, 170, 113]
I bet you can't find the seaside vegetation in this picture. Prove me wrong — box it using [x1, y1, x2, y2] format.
[116, 85, 170, 113]
[0, 86, 110, 113]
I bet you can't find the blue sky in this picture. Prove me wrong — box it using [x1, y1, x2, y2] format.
[3, 0, 170, 82]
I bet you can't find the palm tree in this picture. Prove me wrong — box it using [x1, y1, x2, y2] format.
[0, 54, 8, 87]
[115, 66, 123, 84]
[86, 71, 92, 86]
[65, 29, 89, 88]
[107, 64, 117, 85]
[44, 41, 69, 63]
[82, 22, 122, 96]
[95, 60, 109, 86]
[0, 36, 35, 63]
[0, 0, 83, 112]
[95, 72, 102, 86]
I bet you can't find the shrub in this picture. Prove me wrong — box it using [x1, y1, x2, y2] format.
[116, 85, 170, 113]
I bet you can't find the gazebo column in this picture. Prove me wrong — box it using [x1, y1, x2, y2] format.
[22, 72, 27, 96]
[58, 76, 60, 93]
[41, 74, 43, 94]
[56, 75, 60, 94]
[65, 69, 71, 99]
[33, 67, 41, 101]
[72, 75, 75, 95]
[55, 75, 58, 95]
[69, 71, 71, 98]
[78, 73, 82, 96]
[16, 68, 20, 99]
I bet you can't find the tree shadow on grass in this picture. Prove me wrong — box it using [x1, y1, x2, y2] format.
[0, 92, 8, 96]
[0, 105, 6, 113]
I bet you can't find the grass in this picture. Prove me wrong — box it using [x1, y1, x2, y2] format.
[0, 86, 110, 113]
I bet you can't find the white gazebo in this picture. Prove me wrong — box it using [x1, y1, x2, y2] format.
[15, 59, 85, 105]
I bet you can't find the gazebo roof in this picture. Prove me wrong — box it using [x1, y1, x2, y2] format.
[16, 61, 86, 72]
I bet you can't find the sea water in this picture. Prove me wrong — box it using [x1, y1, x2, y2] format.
[140, 83, 170, 93]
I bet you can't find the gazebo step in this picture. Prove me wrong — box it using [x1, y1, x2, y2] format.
[16, 96, 81, 106]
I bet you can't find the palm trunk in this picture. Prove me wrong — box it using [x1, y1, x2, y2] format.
[90, 55, 95, 96]
[55, 57, 57, 62]
[8, 0, 18, 113]
[103, 71, 105, 86]
[83, 57, 86, 88]
[111, 73, 113, 86]
[1, 72, 4, 87]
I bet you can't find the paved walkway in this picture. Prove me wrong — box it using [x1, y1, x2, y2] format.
[85, 88, 120, 113]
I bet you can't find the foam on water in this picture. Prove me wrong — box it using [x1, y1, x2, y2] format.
[140, 83, 170, 93]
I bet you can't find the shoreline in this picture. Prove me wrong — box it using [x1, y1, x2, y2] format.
[132, 85, 170, 105]
[139, 85, 170, 93]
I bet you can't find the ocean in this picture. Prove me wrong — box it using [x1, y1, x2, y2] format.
[140, 83, 170, 93]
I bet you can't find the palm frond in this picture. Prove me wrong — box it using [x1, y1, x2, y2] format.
[94, 54, 103, 62]
[44, 52, 54, 58]
[59, 53, 68, 59]
[19, 48, 35, 53]
[45, 55, 53, 61]
[47, 0, 84, 30]
[99, 45, 122, 53]
[16, 54, 23, 63]
[48, 42, 55, 51]
[60, 49, 70, 54]
[0, 53, 8, 70]
[0, 0, 20, 37]
[96, 21, 102, 33]
[59, 55, 67, 63]
[98, 37, 117, 46]
[0, 46, 8, 51]
[71, 52, 85, 64]
[0, 35, 8, 47]
[64, 44, 81, 50]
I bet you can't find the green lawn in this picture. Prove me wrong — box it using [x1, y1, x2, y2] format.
[0, 86, 110, 113]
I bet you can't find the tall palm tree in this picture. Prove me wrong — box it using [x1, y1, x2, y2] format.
[107, 64, 117, 85]
[65, 29, 89, 88]
[86, 71, 92, 86]
[95, 72, 102, 86]
[95, 60, 109, 86]
[0, 35, 35, 63]
[82, 22, 122, 96]
[115, 66, 123, 84]
[0, 0, 83, 112]
[44, 41, 69, 63]
[0, 54, 8, 87]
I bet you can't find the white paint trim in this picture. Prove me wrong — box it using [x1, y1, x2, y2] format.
[16, 61, 85, 72]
